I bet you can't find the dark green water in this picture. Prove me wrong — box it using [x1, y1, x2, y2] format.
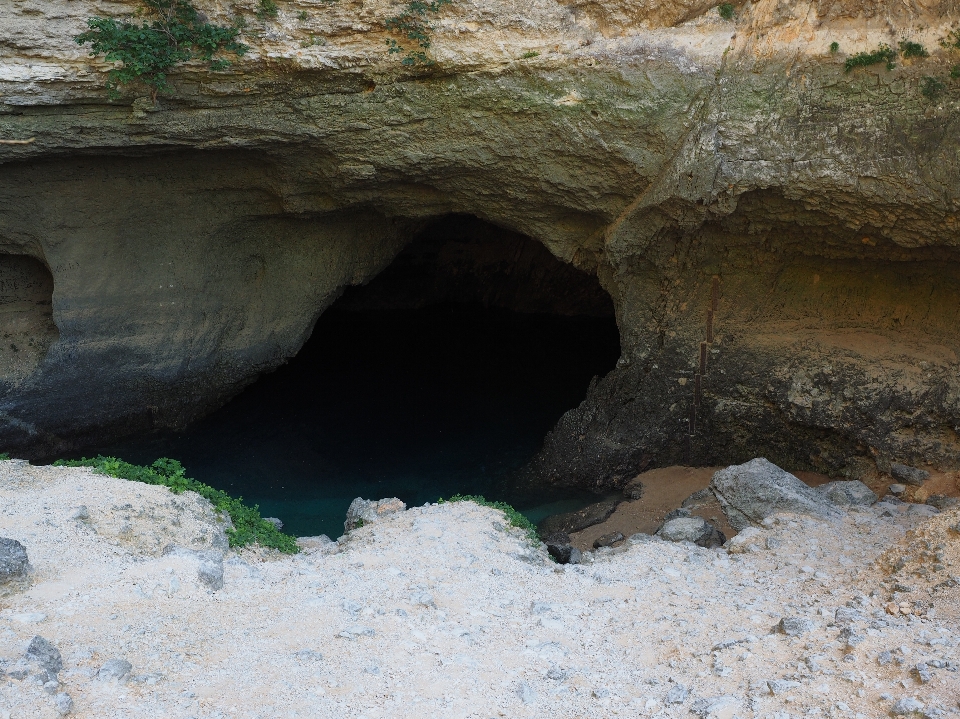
[88, 304, 620, 538]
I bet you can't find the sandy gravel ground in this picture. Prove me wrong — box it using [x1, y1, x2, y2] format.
[1, 459, 958, 719]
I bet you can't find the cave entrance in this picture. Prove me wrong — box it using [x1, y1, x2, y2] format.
[100, 216, 621, 538]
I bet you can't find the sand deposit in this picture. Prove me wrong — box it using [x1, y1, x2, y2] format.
[1, 459, 958, 719]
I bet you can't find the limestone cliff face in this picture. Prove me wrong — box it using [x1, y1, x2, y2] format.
[1, 0, 959, 484]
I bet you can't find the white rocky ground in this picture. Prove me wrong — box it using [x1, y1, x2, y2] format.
[1, 459, 958, 719]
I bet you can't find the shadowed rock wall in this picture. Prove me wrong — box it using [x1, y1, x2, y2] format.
[1, 0, 959, 481]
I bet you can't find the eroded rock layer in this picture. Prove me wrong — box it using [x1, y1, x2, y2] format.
[1, 0, 959, 484]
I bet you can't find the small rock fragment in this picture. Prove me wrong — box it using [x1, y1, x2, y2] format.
[665, 683, 688, 704]
[890, 697, 925, 715]
[25, 636, 63, 674]
[593, 532, 624, 549]
[97, 658, 132, 681]
[70, 506, 90, 521]
[816, 480, 878, 507]
[263, 517, 283, 530]
[0, 537, 30, 589]
[912, 662, 932, 684]
[197, 557, 224, 591]
[888, 484, 907, 496]
[53, 692, 73, 716]
[517, 681, 537, 704]
[767, 679, 800, 696]
[622, 479, 644, 500]
[890, 464, 929, 486]
[779, 617, 815, 636]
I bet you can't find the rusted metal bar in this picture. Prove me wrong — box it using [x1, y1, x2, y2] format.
[706, 310, 714, 343]
[699, 342, 707, 374]
[689, 403, 697, 435]
[694, 374, 701, 406]
[711, 276, 719, 311]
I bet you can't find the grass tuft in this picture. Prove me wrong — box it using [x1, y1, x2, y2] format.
[439, 494, 539, 543]
[829, 41, 839, 54]
[717, 3, 734, 20]
[53, 456, 298, 553]
[898, 40, 928, 59]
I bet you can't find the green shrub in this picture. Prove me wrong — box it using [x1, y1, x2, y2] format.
[920, 76, 946, 99]
[256, 0, 279, 19]
[54, 456, 298, 553]
[520, 50, 540, 59]
[439, 494, 539, 543]
[717, 3, 735, 20]
[898, 40, 928, 59]
[829, 41, 839, 54]
[844, 44, 897, 72]
[75, 0, 247, 100]
[951, 65, 960, 79]
[385, 0, 451, 66]
[0, 452, 9, 460]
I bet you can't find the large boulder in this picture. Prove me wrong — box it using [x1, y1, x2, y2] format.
[710, 459, 843, 530]
[816, 480, 878, 507]
[344, 498, 406, 532]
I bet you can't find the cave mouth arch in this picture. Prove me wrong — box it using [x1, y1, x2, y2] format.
[0, 253, 58, 383]
[95, 215, 622, 538]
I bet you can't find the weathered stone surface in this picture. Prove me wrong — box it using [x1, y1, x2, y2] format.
[890, 464, 930, 487]
[344, 497, 406, 532]
[710, 458, 843, 529]
[0, 537, 30, 591]
[657, 516, 726, 548]
[537, 500, 619, 536]
[816, 480, 878, 508]
[1, 0, 959, 485]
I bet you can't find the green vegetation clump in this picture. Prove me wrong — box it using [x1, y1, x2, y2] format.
[54, 456, 298, 553]
[520, 50, 540, 59]
[829, 41, 839, 54]
[0, 452, 9, 460]
[952, 65, 960, 79]
[256, 0, 279, 19]
[439, 494, 539, 543]
[920, 76, 946, 99]
[385, 0, 451, 66]
[898, 40, 928, 59]
[717, 3, 735, 20]
[844, 43, 897, 72]
[75, 0, 247, 100]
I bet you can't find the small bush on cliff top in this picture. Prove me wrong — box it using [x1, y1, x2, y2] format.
[898, 40, 928, 59]
[717, 3, 735, 20]
[385, 0, 451, 66]
[75, 0, 248, 100]
[54, 456, 298, 553]
[438, 494, 539, 543]
[844, 43, 898, 72]
[920, 76, 946, 99]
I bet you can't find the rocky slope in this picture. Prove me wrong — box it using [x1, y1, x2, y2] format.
[2, 459, 959, 718]
[1, 0, 960, 488]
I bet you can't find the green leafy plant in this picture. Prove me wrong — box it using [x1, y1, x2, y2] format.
[829, 41, 839, 53]
[75, 0, 247, 100]
[898, 39, 928, 59]
[717, 3, 735, 20]
[297, 10, 309, 20]
[438, 494, 539, 543]
[952, 65, 960, 79]
[54, 456, 298, 553]
[844, 43, 897, 72]
[520, 50, 540, 59]
[256, 0, 279, 19]
[0, 452, 10, 460]
[920, 76, 946, 99]
[385, 0, 451, 66]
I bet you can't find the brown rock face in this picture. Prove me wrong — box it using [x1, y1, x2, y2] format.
[1, 0, 959, 487]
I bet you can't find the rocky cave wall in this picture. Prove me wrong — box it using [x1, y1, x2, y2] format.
[1, 0, 959, 485]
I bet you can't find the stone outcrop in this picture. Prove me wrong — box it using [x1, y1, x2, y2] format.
[1, 0, 959, 486]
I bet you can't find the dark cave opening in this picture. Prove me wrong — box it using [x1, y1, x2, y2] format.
[93, 216, 622, 538]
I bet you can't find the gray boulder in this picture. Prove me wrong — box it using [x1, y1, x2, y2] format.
[344, 497, 406, 532]
[593, 532, 624, 549]
[656, 517, 726, 548]
[710, 458, 843, 529]
[816, 480, 878, 507]
[0, 537, 30, 590]
[24, 636, 62, 675]
[891, 463, 929, 486]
